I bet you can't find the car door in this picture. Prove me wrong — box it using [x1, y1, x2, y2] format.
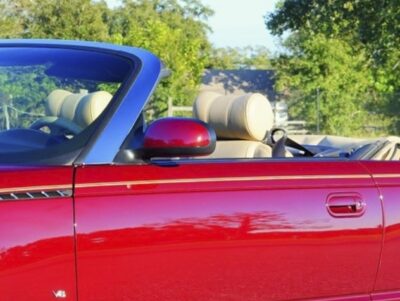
[74, 159, 382, 301]
[360, 161, 400, 300]
[0, 166, 76, 301]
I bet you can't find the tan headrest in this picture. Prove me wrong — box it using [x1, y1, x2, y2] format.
[74, 91, 112, 127]
[61, 93, 87, 122]
[193, 91, 274, 141]
[46, 89, 73, 116]
[46, 89, 112, 127]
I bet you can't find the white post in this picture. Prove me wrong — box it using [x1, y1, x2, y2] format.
[1, 94, 10, 130]
[167, 97, 173, 117]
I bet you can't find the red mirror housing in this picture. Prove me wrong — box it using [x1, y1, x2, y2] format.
[140, 118, 216, 158]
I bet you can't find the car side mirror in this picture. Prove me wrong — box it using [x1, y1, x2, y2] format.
[139, 117, 216, 159]
[121, 117, 215, 161]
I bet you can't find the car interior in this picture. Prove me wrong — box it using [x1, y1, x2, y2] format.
[32, 89, 113, 136]
[193, 91, 285, 158]
[121, 89, 400, 162]
[1, 86, 400, 162]
[191, 91, 400, 161]
[0, 89, 112, 153]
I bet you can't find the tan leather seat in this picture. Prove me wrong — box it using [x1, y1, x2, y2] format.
[193, 91, 274, 158]
[45, 89, 113, 132]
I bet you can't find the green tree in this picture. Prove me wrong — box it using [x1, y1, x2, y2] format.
[267, 0, 400, 69]
[266, 0, 400, 135]
[0, 0, 213, 119]
[0, 0, 23, 37]
[208, 47, 242, 69]
[208, 46, 272, 70]
[20, 0, 109, 40]
[109, 0, 213, 117]
[275, 34, 379, 135]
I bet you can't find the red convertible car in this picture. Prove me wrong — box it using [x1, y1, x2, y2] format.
[0, 40, 399, 301]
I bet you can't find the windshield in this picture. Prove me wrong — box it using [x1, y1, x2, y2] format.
[0, 47, 133, 164]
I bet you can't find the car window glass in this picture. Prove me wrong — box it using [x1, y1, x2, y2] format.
[0, 47, 133, 163]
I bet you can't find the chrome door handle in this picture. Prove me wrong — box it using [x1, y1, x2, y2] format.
[326, 194, 366, 218]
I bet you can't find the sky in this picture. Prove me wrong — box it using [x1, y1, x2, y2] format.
[106, 0, 281, 52]
[201, 0, 281, 51]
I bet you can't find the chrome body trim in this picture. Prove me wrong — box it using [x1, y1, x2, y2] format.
[0, 189, 72, 201]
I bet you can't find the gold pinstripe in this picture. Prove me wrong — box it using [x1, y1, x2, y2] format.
[373, 174, 400, 178]
[75, 174, 371, 189]
[2, 174, 400, 195]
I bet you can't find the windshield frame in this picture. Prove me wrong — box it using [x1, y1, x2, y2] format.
[0, 40, 163, 165]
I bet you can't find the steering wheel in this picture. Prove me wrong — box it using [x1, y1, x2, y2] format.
[268, 128, 287, 145]
[268, 128, 288, 158]
[266, 127, 315, 158]
[30, 116, 82, 136]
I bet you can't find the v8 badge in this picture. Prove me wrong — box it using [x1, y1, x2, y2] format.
[53, 290, 67, 299]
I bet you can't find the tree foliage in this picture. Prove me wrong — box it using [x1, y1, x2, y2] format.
[22, 0, 109, 41]
[266, 0, 400, 135]
[275, 34, 376, 135]
[0, 1, 23, 37]
[0, 0, 213, 118]
[108, 0, 213, 116]
[208, 46, 272, 70]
